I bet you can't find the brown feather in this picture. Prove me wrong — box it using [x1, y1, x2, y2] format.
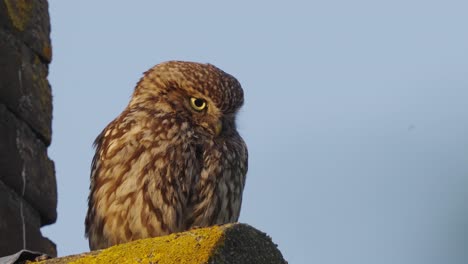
[85, 61, 248, 250]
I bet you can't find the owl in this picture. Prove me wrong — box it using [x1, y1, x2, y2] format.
[85, 61, 248, 250]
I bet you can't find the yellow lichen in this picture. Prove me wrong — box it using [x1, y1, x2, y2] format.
[42, 43, 53, 62]
[31, 63, 52, 111]
[4, 0, 33, 31]
[69, 225, 225, 264]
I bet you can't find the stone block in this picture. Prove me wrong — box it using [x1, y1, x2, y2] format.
[0, 29, 52, 145]
[0, 180, 56, 257]
[0, 104, 57, 225]
[0, 0, 52, 62]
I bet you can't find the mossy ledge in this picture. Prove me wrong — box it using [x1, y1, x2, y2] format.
[32, 223, 286, 264]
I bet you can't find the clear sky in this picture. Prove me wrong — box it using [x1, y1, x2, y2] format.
[43, 1, 468, 263]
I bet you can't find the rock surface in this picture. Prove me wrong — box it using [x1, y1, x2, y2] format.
[34, 223, 287, 264]
[0, 180, 56, 257]
[0, 105, 57, 225]
[0, 0, 56, 257]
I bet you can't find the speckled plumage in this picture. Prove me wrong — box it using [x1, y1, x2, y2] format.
[85, 61, 248, 250]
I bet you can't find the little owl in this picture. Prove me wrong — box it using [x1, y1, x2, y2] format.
[85, 61, 248, 250]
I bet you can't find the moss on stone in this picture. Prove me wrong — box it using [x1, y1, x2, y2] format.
[32, 62, 52, 112]
[68, 226, 224, 264]
[42, 43, 52, 62]
[32, 223, 286, 264]
[4, 0, 33, 31]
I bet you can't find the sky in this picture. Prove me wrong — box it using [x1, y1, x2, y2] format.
[43, 1, 468, 263]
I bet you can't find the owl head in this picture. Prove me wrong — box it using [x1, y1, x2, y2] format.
[128, 61, 244, 137]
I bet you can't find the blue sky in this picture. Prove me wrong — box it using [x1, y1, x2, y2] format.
[43, 1, 468, 263]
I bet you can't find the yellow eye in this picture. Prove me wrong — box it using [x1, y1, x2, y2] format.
[190, 97, 207, 111]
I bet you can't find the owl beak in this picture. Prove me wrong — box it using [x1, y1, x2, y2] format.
[215, 120, 223, 136]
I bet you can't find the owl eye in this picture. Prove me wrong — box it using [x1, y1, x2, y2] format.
[190, 97, 207, 111]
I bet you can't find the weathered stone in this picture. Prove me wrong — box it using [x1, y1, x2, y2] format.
[211, 224, 287, 264]
[0, 0, 52, 62]
[0, 29, 52, 145]
[0, 179, 56, 257]
[34, 223, 287, 264]
[0, 0, 56, 257]
[0, 104, 57, 225]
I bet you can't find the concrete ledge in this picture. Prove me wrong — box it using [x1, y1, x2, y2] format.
[35, 223, 286, 264]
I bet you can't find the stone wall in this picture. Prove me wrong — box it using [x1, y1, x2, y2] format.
[0, 0, 57, 257]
